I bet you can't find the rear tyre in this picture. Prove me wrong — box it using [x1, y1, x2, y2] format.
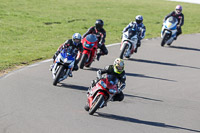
[167, 41, 173, 46]
[120, 43, 129, 59]
[53, 65, 64, 86]
[89, 95, 104, 115]
[80, 54, 88, 69]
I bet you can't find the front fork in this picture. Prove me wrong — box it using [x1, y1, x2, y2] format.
[88, 92, 106, 108]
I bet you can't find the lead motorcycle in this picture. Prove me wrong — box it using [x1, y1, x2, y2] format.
[120, 28, 138, 59]
[52, 47, 76, 86]
[84, 75, 120, 115]
[161, 16, 178, 46]
[79, 34, 98, 69]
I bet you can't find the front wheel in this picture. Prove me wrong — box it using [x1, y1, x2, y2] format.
[89, 94, 104, 115]
[80, 54, 88, 69]
[120, 43, 129, 59]
[161, 33, 169, 47]
[53, 65, 64, 86]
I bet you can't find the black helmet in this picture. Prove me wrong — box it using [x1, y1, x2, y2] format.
[95, 19, 104, 30]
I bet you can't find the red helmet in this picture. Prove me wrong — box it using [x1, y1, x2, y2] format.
[175, 5, 182, 14]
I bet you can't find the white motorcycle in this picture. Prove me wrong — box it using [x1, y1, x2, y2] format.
[161, 16, 178, 46]
[52, 47, 76, 86]
[120, 28, 138, 59]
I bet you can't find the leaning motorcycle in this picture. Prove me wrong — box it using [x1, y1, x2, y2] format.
[120, 28, 138, 59]
[79, 34, 98, 69]
[52, 47, 76, 86]
[161, 16, 178, 46]
[84, 75, 119, 115]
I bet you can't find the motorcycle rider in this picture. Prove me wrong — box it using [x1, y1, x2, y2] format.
[84, 58, 126, 111]
[51, 33, 83, 77]
[82, 19, 108, 61]
[123, 15, 146, 53]
[164, 5, 184, 40]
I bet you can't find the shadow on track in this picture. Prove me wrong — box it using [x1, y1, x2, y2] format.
[169, 45, 200, 52]
[83, 67, 101, 72]
[59, 83, 88, 91]
[95, 113, 200, 133]
[127, 58, 200, 70]
[124, 94, 163, 102]
[126, 72, 176, 82]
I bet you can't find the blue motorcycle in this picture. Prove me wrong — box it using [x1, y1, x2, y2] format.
[52, 47, 76, 86]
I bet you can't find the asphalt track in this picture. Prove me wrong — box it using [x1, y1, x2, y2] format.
[0, 34, 200, 133]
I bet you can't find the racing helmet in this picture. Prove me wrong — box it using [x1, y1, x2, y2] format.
[135, 15, 143, 24]
[72, 33, 81, 46]
[175, 5, 182, 14]
[95, 19, 104, 30]
[113, 58, 124, 74]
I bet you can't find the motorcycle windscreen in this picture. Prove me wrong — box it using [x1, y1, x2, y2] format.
[86, 34, 97, 43]
[167, 16, 178, 24]
[165, 17, 178, 30]
[60, 49, 67, 58]
[60, 48, 75, 62]
[106, 75, 118, 89]
[127, 28, 137, 39]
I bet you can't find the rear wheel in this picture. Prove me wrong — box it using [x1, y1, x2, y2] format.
[53, 65, 64, 86]
[80, 54, 88, 69]
[89, 94, 104, 115]
[120, 43, 129, 59]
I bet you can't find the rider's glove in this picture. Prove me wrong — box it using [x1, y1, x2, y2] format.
[177, 25, 180, 28]
[118, 83, 126, 93]
[98, 43, 102, 48]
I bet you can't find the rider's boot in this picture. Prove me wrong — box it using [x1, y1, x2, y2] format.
[96, 53, 101, 61]
[68, 70, 73, 77]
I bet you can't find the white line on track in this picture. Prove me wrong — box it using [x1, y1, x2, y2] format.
[0, 43, 120, 79]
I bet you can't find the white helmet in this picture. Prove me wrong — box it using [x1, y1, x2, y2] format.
[175, 5, 182, 14]
[72, 33, 82, 46]
[135, 15, 143, 24]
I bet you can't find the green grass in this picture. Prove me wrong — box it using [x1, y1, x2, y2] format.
[0, 0, 200, 71]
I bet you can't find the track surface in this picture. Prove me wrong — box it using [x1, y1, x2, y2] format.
[1, 34, 200, 133]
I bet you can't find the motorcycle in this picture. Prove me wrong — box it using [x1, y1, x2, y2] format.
[79, 34, 98, 69]
[52, 47, 76, 86]
[161, 16, 178, 46]
[120, 28, 138, 59]
[84, 75, 119, 115]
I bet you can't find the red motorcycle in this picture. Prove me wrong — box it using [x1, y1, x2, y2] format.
[79, 34, 98, 69]
[84, 75, 119, 115]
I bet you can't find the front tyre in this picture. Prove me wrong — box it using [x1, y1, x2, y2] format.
[89, 94, 104, 115]
[80, 54, 88, 69]
[120, 43, 129, 59]
[53, 65, 64, 86]
[161, 33, 169, 47]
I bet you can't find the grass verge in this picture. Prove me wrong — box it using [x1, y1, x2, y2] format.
[0, 0, 200, 73]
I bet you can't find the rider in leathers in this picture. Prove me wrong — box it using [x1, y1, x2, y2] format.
[51, 33, 83, 77]
[82, 19, 108, 61]
[94, 58, 126, 101]
[164, 5, 184, 40]
[84, 58, 126, 111]
[123, 15, 146, 53]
